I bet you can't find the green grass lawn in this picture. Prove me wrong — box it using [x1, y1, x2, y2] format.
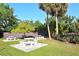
[0, 38, 79, 56]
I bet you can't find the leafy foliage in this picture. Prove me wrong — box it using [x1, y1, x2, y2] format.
[11, 20, 35, 33]
[0, 3, 18, 32]
[34, 20, 45, 32]
[39, 3, 68, 35]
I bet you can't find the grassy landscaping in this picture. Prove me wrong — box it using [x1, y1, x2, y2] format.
[0, 38, 79, 56]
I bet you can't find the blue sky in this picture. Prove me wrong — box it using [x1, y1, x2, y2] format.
[9, 3, 79, 23]
[67, 3, 79, 17]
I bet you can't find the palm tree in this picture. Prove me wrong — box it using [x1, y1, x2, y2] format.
[39, 4, 52, 40]
[50, 3, 68, 35]
[39, 3, 68, 36]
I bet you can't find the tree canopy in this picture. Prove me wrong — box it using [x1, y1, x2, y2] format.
[11, 20, 35, 33]
[39, 3, 68, 35]
[0, 3, 18, 32]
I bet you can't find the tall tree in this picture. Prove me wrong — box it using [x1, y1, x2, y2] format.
[39, 3, 68, 36]
[39, 4, 52, 40]
[0, 3, 18, 32]
[50, 3, 68, 35]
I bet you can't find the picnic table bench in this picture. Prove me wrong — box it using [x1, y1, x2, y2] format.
[20, 38, 38, 46]
[6, 36, 16, 41]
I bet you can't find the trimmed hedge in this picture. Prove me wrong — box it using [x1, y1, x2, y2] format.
[52, 33, 79, 44]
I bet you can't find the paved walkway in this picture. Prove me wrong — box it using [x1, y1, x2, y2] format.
[10, 43, 48, 52]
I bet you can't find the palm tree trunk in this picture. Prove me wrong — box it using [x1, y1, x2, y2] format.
[46, 12, 51, 40]
[55, 10, 59, 35]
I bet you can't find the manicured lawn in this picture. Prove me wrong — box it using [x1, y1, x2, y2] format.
[0, 38, 79, 56]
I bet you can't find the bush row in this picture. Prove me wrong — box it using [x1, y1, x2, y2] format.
[52, 33, 79, 44]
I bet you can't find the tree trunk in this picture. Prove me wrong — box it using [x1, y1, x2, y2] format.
[46, 12, 51, 40]
[55, 10, 59, 35]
